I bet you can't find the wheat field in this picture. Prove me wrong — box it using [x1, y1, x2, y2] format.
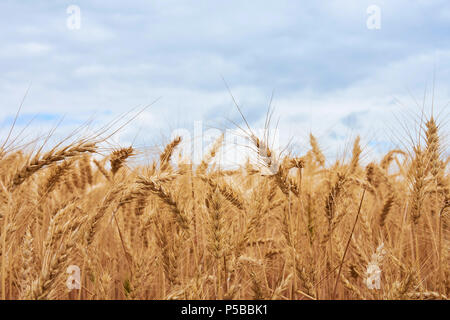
[0, 111, 448, 300]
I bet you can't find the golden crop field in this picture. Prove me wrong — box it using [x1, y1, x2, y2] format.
[0, 111, 448, 300]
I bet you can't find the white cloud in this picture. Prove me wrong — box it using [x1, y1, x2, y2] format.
[0, 1, 449, 162]
[0, 42, 51, 57]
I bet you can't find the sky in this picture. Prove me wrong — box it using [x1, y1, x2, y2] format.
[1, 0, 449, 165]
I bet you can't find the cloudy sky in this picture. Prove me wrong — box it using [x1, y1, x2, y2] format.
[1, 1, 449, 163]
